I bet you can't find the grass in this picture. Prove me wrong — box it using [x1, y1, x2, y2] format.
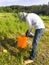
[0, 13, 49, 65]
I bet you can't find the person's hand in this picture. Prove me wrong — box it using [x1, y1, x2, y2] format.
[25, 30, 34, 38]
[25, 30, 29, 37]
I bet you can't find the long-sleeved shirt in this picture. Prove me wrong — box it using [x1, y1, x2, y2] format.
[25, 13, 45, 32]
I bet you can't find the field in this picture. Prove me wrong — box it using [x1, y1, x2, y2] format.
[0, 13, 49, 65]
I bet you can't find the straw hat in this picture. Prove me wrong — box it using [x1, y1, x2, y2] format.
[19, 12, 27, 20]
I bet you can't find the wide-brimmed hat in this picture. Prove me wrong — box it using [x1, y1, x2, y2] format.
[19, 12, 27, 20]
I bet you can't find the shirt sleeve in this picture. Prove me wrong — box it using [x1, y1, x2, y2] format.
[26, 17, 32, 32]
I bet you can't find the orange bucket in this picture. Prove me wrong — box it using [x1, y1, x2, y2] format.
[17, 36, 27, 48]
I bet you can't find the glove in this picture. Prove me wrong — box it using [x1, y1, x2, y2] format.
[28, 32, 34, 38]
[25, 30, 30, 37]
[25, 30, 34, 38]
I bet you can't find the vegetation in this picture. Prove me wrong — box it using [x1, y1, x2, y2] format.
[0, 5, 49, 15]
[0, 13, 49, 65]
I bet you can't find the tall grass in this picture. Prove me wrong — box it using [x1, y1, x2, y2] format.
[0, 13, 28, 38]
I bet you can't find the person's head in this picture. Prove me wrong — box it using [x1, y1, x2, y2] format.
[18, 12, 27, 21]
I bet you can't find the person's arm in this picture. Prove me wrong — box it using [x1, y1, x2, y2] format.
[26, 18, 32, 32]
[25, 18, 34, 37]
